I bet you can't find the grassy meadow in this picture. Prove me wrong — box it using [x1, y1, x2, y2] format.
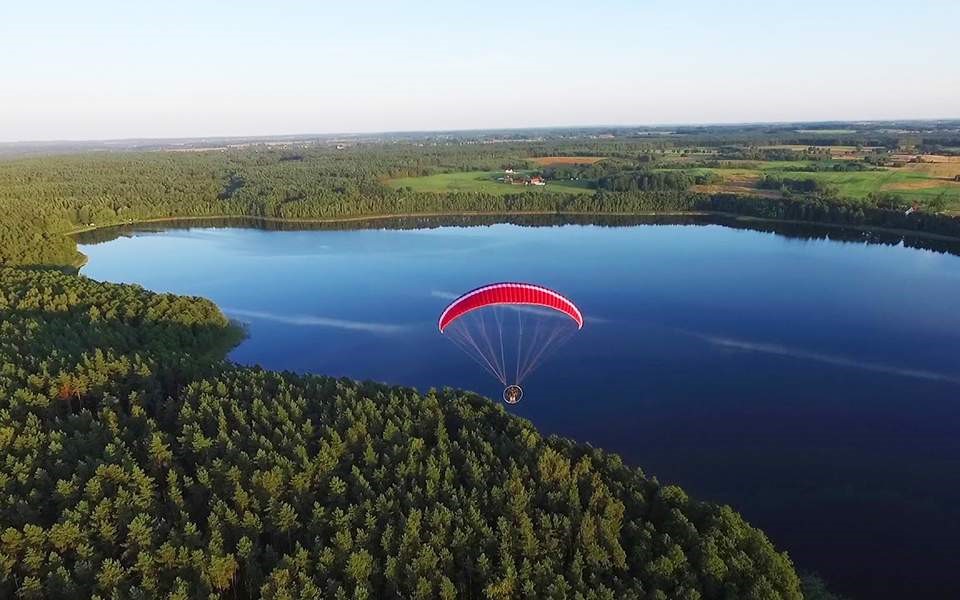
[386, 155, 960, 210]
[710, 160, 960, 204]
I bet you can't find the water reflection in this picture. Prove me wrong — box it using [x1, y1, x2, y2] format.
[75, 213, 960, 256]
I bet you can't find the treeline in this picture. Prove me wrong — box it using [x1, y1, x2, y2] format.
[3, 144, 960, 268]
[758, 175, 831, 194]
[541, 160, 723, 192]
[0, 268, 803, 598]
[784, 160, 882, 172]
[701, 193, 960, 237]
[596, 170, 722, 192]
[714, 147, 831, 162]
[541, 159, 634, 181]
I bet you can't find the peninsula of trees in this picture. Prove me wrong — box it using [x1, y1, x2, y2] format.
[0, 268, 803, 598]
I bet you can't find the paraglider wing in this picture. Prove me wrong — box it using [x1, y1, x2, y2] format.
[438, 282, 583, 332]
[438, 282, 584, 400]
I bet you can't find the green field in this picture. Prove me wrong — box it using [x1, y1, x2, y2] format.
[387, 162, 960, 209]
[387, 170, 594, 195]
[695, 161, 960, 206]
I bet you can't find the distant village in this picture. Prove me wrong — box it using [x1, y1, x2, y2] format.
[496, 169, 545, 186]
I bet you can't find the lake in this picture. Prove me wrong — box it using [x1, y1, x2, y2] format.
[79, 216, 960, 599]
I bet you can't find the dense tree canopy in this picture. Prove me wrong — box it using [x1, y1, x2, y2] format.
[0, 268, 803, 598]
[596, 170, 720, 192]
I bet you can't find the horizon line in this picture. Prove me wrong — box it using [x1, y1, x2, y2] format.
[3, 116, 959, 147]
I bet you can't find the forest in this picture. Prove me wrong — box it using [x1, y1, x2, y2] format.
[0, 268, 805, 598]
[2, 126, 960, 268]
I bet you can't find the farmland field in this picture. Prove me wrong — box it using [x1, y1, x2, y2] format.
[761, 144, 882, 157]
[386, 157, 960, 209]
[528, 156, 606, 166]
[692, 160, 960, 206]
[386, 170, 594, 195]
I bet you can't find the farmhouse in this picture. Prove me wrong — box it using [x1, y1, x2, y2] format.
[502, 173, 547, 186]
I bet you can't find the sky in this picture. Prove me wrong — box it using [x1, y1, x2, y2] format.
[1, 0, 958, 142]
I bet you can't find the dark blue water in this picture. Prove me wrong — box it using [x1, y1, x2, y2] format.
[80, 221, 960, 599]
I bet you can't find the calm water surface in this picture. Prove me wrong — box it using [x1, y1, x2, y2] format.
[80, 221, 960, 599]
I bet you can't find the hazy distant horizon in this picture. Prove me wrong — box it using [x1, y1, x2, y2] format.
[4, 116, 960, 147]
[3, 1, 958, 143]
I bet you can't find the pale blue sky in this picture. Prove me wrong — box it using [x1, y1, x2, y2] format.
[2, 1, 957, 141]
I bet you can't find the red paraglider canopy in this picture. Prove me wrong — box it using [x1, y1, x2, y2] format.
[438, 282, 583, 332]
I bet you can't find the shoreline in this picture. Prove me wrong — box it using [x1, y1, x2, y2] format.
[67, 209, 960, 245]
[66, 210, 711, 236]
